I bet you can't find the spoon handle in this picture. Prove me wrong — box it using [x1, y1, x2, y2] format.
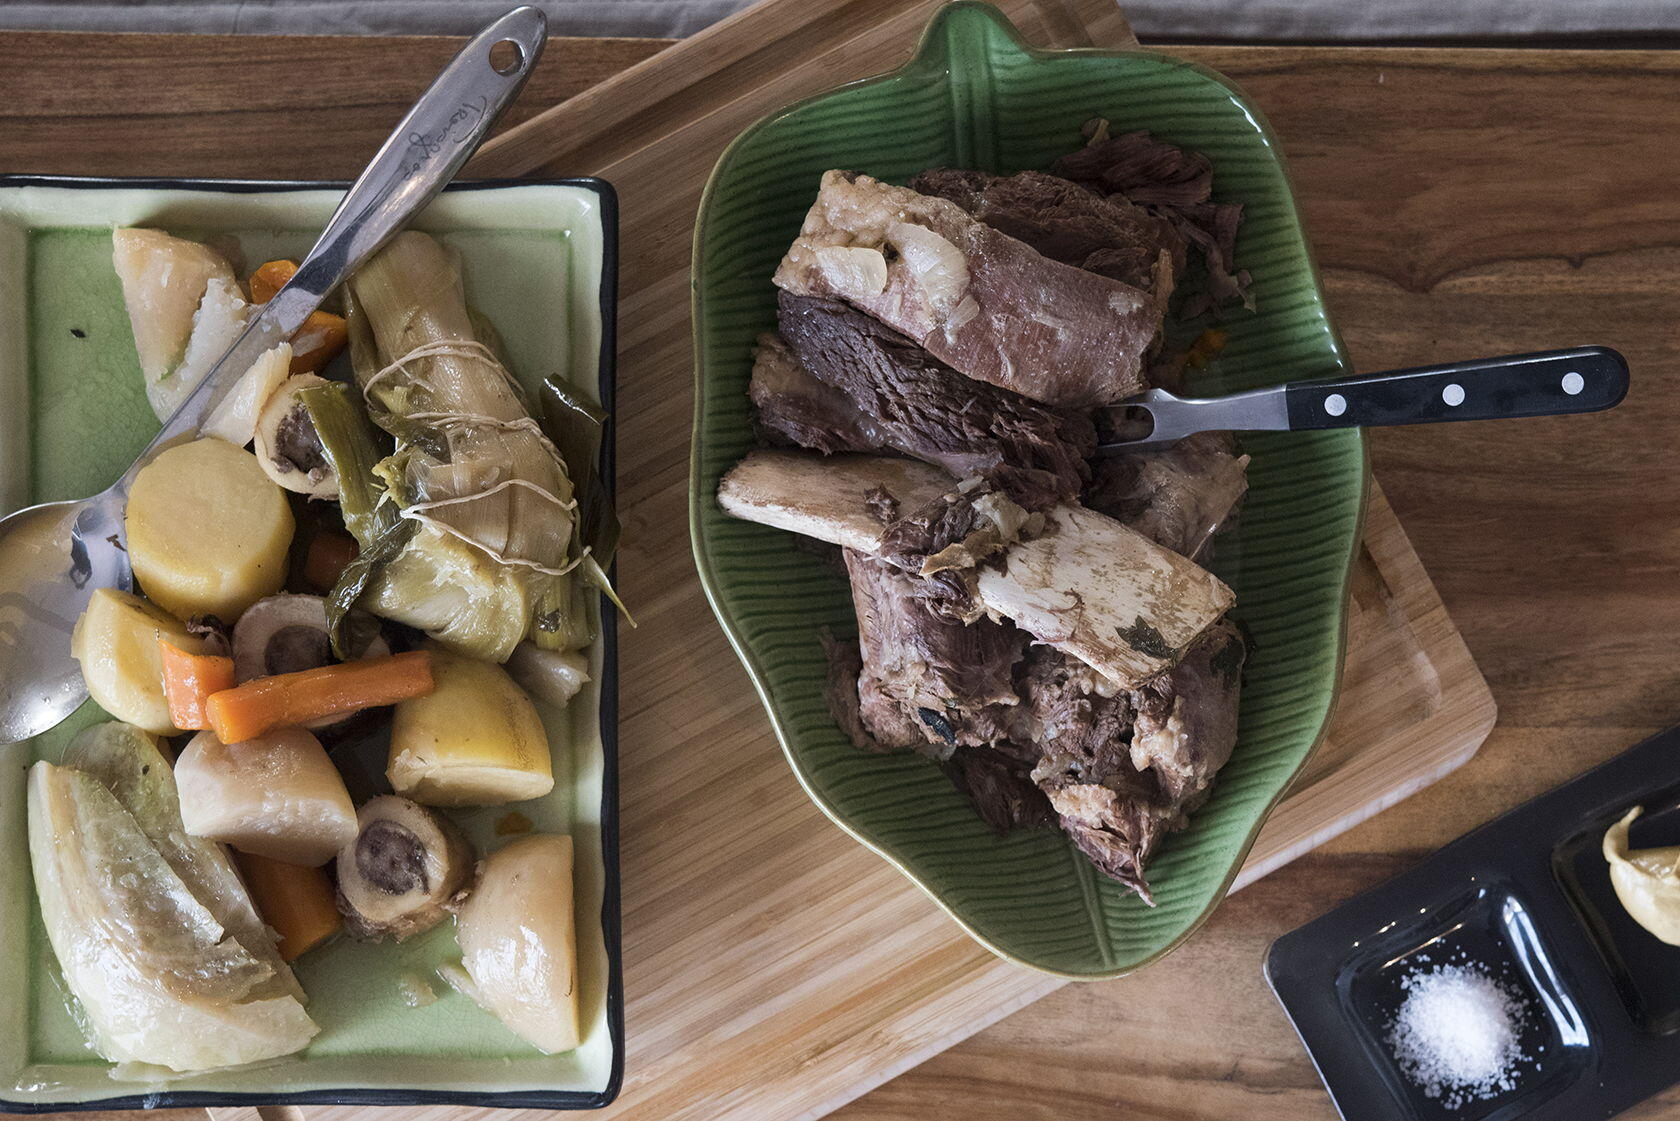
[131, 6, 548, 478]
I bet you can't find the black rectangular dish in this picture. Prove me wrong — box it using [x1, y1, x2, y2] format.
[1267, 723, 1680, 1120]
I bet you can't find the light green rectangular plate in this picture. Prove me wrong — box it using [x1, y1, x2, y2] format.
[0, 178, 623, 1108]
[689, 1, 1368, 980]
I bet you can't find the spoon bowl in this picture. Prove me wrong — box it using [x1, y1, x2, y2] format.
[0, 492, 129, 743]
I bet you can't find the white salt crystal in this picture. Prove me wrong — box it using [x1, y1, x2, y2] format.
[1387, 963, 1530, 1109]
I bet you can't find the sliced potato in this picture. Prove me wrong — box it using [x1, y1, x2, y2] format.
[71, 588, 205, 734]
[456, 834, 580, 1053]
[388, 647, 554, 806]
[112, 228, 234, 386]
[127, 438, 294, 622]
[176, 727, 358, 867]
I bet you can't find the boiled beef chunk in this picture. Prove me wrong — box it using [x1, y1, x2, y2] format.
[1029, 619, 1245, 903]
[749, 332, 886, 454]
[1041, 770, 1178, 903]
[773, 170, 1164, 407]
[821, 631, 887, 753]
[1085, 432, 1250, 561]
[1129, 618, 1245, 807]
[911, 167, 1184, 299]
[843, 549, 1025, 755]
[941, 745, 1055, 834]
[777, 292, 1095, 509]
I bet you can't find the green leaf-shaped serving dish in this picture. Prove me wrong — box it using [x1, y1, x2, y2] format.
[690, 1, 1367, 978]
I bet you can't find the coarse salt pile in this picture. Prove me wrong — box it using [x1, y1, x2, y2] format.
[1387, 963, 1530, 1109]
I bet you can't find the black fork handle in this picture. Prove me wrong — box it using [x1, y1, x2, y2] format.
[1284, 346, 1629, 431]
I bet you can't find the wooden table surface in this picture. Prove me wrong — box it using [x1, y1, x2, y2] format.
[6, 27, 1680, 1121]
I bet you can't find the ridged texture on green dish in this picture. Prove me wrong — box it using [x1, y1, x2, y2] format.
[689, 1, 1367, 978]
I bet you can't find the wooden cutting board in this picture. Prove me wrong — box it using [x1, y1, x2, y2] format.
[51, 2, 1483, 1120]
[235, 3, 1486, 1121]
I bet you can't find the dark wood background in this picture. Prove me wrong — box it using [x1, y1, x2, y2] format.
[4, 29, 1680, 1121]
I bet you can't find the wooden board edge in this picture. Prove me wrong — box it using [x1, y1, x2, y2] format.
[1232, 481, 1498, 891]
[781, 968, 1066, 1121]
[469, 0, 1137, 178]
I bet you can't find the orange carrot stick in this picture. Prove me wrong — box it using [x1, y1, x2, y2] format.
[236, 851, 341, 961]
[205, 650, 434, 744]
[158, 639, 236, 731]
[248, 258, 348, 373]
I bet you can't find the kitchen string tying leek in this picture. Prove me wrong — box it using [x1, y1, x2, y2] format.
[310, 231, 622, 662]
[362, 338, 590, 579]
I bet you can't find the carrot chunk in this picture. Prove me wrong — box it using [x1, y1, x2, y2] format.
[237, 851, 342, 961]
[303, 529, 359, 591]
[205, 650, 435, 744]
[249, 259, 299, 304]
[157, 639, 236, 731]
[248, 258, 349, 373]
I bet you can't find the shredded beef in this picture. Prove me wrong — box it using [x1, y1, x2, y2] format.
[777, 292, 1094, 509]
[871, 482, 1038, 623]
[941, 745, 1055, 835]
[1015, 645, 1135, 784]
[864, 485, 900, 524]
[1052, 125, 1252, 316]
[911, 167, 1184, 299]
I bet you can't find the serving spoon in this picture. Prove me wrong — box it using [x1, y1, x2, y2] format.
[0, 6, 547, 744]
[1099, 345, 1629, 450]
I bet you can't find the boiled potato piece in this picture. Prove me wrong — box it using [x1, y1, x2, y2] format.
[388, 647, 554, 805]
[127, 438, 294, 622]
[112, 228, 234, 388]
[71, 587, 205, 734]
[456, 834, 579, 1053]
[176, 727, 357, 867]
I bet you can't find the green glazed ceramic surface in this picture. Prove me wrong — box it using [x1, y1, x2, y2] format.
[0, 180, 620, 1106]
[690, 2, 1368, 979]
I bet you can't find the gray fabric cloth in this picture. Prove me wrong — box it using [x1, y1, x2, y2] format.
[0, 0, 750, 38]
[2, 0, 1679, 38]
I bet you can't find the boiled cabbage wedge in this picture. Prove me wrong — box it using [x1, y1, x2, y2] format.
[63, 722, 303, 1002]
[28, 757, 316, 1073]
[312, 231, 620, 661]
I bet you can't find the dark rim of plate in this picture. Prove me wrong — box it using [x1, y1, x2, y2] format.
[0, 174, 624, 1114]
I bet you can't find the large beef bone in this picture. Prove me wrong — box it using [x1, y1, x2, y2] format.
[717, 450, 1234, 688]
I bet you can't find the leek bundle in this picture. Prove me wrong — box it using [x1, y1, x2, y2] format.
[314, 232, 618, 663]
